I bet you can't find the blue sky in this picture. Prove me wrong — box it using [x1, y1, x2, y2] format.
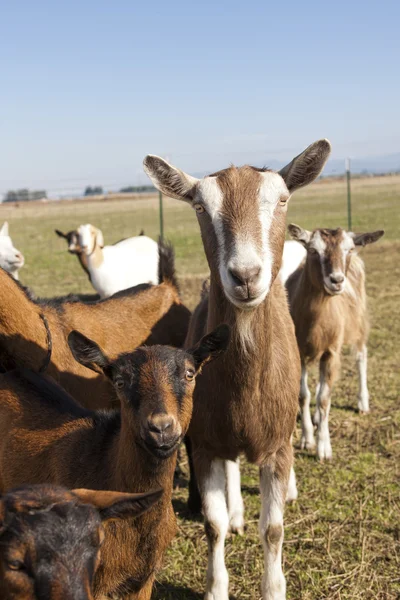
[1, 0, 399, 194]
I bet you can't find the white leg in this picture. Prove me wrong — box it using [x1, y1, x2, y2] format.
[300, 364, 315, 450]
[203, 458, 229, 600]
[259, 463, 286, 600]
[286, 465, 298, 503]
[225, 458, 244, 534]
[357, 345, 369, 413]
[315, 360, 333, 461]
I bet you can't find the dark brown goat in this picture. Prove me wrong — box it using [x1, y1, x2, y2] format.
[286, 224, 384, 460]
[0, 484, 161, 600]
[0, 241, 191, 410]
[0, 324, 230, 599]
[144, 140, 331, 600]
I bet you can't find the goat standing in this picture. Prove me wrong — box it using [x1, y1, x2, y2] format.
[286, 224, 384, 460]
[144, 139, 331, 600]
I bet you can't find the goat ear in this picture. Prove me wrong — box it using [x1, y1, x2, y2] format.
[349, 230, 385, 247]
[0, 222, 9, 237]
[143, 155, 199, 202]
[189, 324, 231, 372]
[95, 228, 105, 248]
[287, 223, 312, 247]
[68, 331, 109, 375]
[72, 488, 163, 522]
[55, 229, 67, 239]
[279, 139, 331, 193]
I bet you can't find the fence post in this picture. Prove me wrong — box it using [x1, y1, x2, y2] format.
[346, 157, 352, 231]
[159, 190, 164, 240]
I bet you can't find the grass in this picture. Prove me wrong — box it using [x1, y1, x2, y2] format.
[1, 174, 399, 599]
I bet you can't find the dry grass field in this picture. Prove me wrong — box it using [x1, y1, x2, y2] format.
[1, 174, 399, 599]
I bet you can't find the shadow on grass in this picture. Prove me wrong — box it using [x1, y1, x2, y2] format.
[154, 582, 238, 600]
[172, 498, 203, 523]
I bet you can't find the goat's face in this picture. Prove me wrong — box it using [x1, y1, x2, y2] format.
[0, 222, 24, 277]
[55, 229, 82, 254]
[77, 225, 104, 256]
[0, 484, 162, 600]
[288, 224, 385, 295]
[143, 140, 331, 310]
[68, 326, 230, 460]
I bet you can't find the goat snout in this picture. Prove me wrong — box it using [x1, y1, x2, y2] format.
[228, 265, 261, 288]
[329, 273, 344, 284]
[145, 414, 181, 457]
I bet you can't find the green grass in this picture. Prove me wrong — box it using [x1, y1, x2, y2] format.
[1, 175, 399, 599]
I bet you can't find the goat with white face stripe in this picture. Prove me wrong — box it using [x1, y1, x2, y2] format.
[144, 140, 331, 600]
[286, 225, 384, 460]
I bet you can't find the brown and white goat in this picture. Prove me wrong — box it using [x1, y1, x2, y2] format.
[0, 241, 191, 410]
[286, 225, 384, 460]
[0, 324, 230, 599]
[144, 139, 331, 600]
[0, 483, 161, 600]
[55, 228, 91, 279]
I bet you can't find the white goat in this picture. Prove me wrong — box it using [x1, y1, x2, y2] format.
[279, 240, 307, 284]
[78, 224, 159, 298]
[0, 222, 24, 280]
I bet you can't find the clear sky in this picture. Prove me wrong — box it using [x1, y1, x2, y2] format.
[1, 0, 399, 195]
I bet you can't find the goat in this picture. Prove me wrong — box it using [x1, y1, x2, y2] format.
[0, 241, 191, 410]
[286, 224, 384, 460]
[0, 324, 230, 599]
[143, 139, 331, 600]
[0, 483, 161, 600]
[0, 222, 24, 280]
[279, 239, 306, 283]
[78, 224, 159, 297]
[55, 228, 91, 279]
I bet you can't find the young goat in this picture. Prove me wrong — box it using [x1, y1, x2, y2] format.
[0, 222, 24, 280]
[55, 228, 91, 279]
[0, 484, 160, 600]
[0, 241, 191, 410]
[144, 139, 331, 600]
[286, 224, 384, 460]
[0, 324, 230, 599]
[78, 224, 159, 297]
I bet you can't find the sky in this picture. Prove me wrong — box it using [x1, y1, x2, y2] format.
[1, 0, 399, 195]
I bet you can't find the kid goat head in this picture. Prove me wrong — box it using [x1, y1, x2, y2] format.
[288, 224, 384, 295]
[144, 140, 331, 310]
[68, 325, 230, 459]
[0, 484, 161, 600]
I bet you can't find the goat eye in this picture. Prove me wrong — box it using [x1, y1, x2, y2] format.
[185, 369, 195, 382]
[308, 248, 318, 255]
[115, 378, 124, 390]
[279, 196, 288, 206]
[8, 560, 25, 571]
[193, 203, 205, 214]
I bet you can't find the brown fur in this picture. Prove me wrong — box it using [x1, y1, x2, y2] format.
[0, 267, 191, 410]
[0, 327, 229, 599]
[0, 483, 160, 600]
[55, 229, 91, 278]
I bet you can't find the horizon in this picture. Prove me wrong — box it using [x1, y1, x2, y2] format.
[1, 0, 399, 196]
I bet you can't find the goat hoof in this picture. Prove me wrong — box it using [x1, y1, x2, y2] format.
[229, 514, 245, 535]
[300, 436, 316, 451]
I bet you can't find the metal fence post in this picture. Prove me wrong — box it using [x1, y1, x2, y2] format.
[346, 158, 352, 231]
[159, 190, 164, 240]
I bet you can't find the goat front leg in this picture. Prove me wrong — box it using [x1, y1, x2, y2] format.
[356, 344, 369, 414]
[225, 458, 245, 534]
[315, 350, 339, 461]
[259, 446, 291, 600]
[299, 362, 315, 450]
[199, 456, 230, 600]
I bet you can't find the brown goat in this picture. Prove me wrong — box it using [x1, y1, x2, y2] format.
[286, 224, 384, 461]
[0, 241, 191, 410]
[0, 483, 161, 600]
[0, 324, 230, 599]
[144, 139, 331, 600]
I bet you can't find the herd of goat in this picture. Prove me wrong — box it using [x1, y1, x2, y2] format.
[0, 139, 385, 600]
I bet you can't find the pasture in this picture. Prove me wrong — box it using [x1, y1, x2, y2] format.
[1, 174, 399, 599]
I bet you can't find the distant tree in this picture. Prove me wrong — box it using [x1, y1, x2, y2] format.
[4, 190, 18, 203]
[119, 185, 156, 193]
[84, 186, 104, 196]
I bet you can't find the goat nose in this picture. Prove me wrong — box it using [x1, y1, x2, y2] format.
[148, 414, 174, 434]
[330, 273, 344, 284]
[15, 252, 23, 260]
[229, 265, 261, 287]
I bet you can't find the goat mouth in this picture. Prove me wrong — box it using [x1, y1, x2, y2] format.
[324, 284, 344, 296]
[142, 437, 181, 459]
[226, 291, 267, 311]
